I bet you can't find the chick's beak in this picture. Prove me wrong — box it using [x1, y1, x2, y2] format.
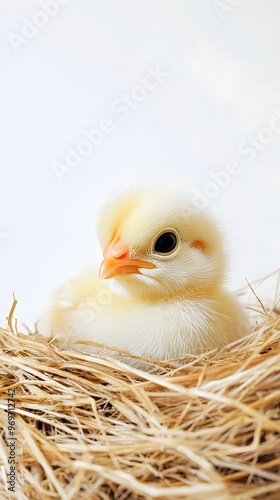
[99, 235, 155, 279]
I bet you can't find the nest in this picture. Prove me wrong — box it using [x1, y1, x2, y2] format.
[1, 277, 280, 499]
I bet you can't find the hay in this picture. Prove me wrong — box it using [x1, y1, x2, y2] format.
[1, 277, 280, 499]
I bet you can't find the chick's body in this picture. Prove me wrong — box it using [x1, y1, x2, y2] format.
[40, 181, 248, 363]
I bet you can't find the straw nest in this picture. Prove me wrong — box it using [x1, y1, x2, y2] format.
[1, 276, 280, 500]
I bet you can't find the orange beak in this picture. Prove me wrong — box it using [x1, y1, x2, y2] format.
[99, 233, 155, 279]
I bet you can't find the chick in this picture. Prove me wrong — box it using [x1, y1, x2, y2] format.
[40, 181, 248, 365]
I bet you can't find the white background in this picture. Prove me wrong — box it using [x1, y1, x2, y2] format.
[1, 0, 280, 328]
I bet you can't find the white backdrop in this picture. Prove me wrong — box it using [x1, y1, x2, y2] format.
[1, 0, 280, 328]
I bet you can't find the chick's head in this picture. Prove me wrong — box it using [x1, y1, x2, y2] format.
[97, 181, 226, 299]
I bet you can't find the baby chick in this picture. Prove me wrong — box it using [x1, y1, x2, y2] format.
[40, 181, 248, 364]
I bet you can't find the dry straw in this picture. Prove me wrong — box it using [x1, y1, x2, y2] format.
[0, 273, 280, 499]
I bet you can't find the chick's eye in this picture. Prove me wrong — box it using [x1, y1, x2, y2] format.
[154, 232, 178, 254]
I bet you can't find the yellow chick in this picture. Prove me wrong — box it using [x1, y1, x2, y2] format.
[40, 181, 248, 364]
